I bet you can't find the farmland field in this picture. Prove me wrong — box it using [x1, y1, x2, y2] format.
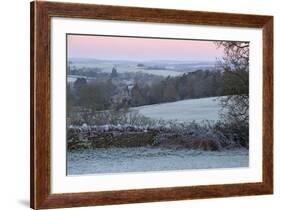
[70, 62, 183, 77]
[134, 96, 222, 122]
[69, 60, 216, 77]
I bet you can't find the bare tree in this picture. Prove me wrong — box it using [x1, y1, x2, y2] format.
[215, 41, 249, 147]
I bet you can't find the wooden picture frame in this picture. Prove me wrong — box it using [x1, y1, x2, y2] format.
[30, 1, 273, 209]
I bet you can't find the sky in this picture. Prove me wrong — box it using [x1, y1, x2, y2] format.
[67, 34, 224, 62]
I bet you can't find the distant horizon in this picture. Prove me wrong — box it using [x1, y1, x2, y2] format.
[67, 35, 224, 62]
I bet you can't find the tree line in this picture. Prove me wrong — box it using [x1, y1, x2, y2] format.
[67, 67, 248, 112]
[131, 70, 224, 106]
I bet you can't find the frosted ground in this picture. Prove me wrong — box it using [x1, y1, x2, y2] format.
[67, 147, 249, 175]
[67, 96, 249, 175]
[134, 96, 221, 122]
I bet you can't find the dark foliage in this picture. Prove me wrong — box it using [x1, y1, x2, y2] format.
[215, 41, 249, 147]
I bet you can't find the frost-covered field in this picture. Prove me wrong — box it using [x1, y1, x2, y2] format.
[66, 96, 246, 176]
[67, 147, 249, 175]
[134, 96, 222, 122]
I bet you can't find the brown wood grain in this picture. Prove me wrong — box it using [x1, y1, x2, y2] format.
[30, 1, 274, 209]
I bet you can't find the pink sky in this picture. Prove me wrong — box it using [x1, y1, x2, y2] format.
[67, 35, 223, 61]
